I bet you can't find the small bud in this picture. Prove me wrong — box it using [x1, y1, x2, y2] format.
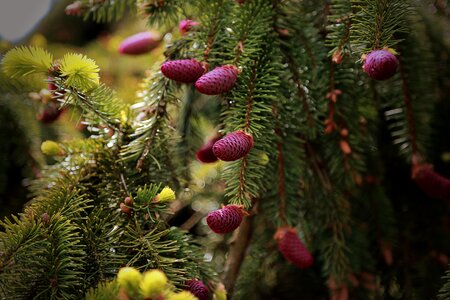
[179, 19, 200, 35]
[65, 1, 84, 16]
[167, 291, 198, 300]
[339, 140, 352, 155]
[41, 212, 50, 225]
[50, 277, 58, 288]
[154, 186, 176, 203]
[41, 141, 65, 156]
[332, 49, 344, 64]
[340, 128, 348, 138]
[124, 196, 133, 206]
[214, 283, 227, 300]
[117, 267, 142, 295]
[120, 202, 132, 216]
[256, 152, 270, 165]
[140, 269, 168, 298]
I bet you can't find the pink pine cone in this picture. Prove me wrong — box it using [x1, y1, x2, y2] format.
[195, 65, 238, 95]
[185, 279, 209, 300]
[363, 49, 398, 80]
[65, 1, 83, 16]
[118, 32, 161, 55]
[212, 130, 253, 161]
[413, 164, 450, 200]
[179, 19, 199, 35]
[196, 134, 222, 163]
[206, 205, 247, 234]
[161, 59, 205, 83]
[275, 227, 313, 269]
[38, 102, 66, 124]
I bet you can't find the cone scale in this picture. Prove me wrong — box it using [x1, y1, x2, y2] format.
[195, 65, 239, 95]
[212, 130, 253, 161]
[275, 227, 314, 269]
[206, 205, 248, 234]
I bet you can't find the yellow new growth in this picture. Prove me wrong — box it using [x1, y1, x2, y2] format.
[140, 269, 168, 297]
[60, 53, 99, 91]
[41, 141, 64, 156]
[156, 186, 176, 202]
[167, 291, 198, 300]
[117, 267, 142, 293]
[1, 46, 53, 77]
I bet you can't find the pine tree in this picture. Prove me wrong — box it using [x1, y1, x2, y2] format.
[1, 0, 450, 299]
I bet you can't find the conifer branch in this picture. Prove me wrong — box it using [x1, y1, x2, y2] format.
[350, 0, 410, 54]
[200, 0, 226, 64]
[276, 129, 287, 226]
[222, 199, 258, 297]
[279, 50, 315, 129]
[77, 0, 136, 23]
[398, 57, 419, 158]
[306, 143, 333, 191]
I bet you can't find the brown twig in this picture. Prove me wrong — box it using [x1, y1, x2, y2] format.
[305, 142, 332, 192]
[283, 54, 315, 128]
[273, 103, 287, 225]
[135, 84, 168, 172]
[243, 64, 257, 131]
[179, 211, 206, 231]
[236, 64, 257, 204]
[398, 59, 419, 158]
[203, 0, 225, 64]
[276, 133, 287, 225]
[222, 199, 258, 297]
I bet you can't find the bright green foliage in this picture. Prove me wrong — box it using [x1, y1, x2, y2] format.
[1, 46, 53, 78]
[60, 53, 100, 91]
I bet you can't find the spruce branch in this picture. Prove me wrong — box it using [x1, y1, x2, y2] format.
[222, 199, 258, 298]
[1, 46, 53, 78]
[120, 73, 178, 169]
[398, 59, 419, 158]
[350, 0, 411, 54]
[138, 0, 184, 28]
[438, 267, 450, 300]
[63, 83, 124, 129]
[283, 52, 315, 129]
[76, 0, 136, 23]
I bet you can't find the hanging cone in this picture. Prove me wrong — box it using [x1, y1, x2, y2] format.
[206, 205, 248, 234]
[275, 227, 314, 269]
[185, 279, 209, 300]
[363, 49, 398, 80]
[196, 134, 222, 163]
[119, 32, 161, 55]
[412, 163, 450, 200]
[195, 65, 238, 95]
[161, 59, 205, 83]
[212, 130, 253, 161]
[179, 19, 200, 35]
